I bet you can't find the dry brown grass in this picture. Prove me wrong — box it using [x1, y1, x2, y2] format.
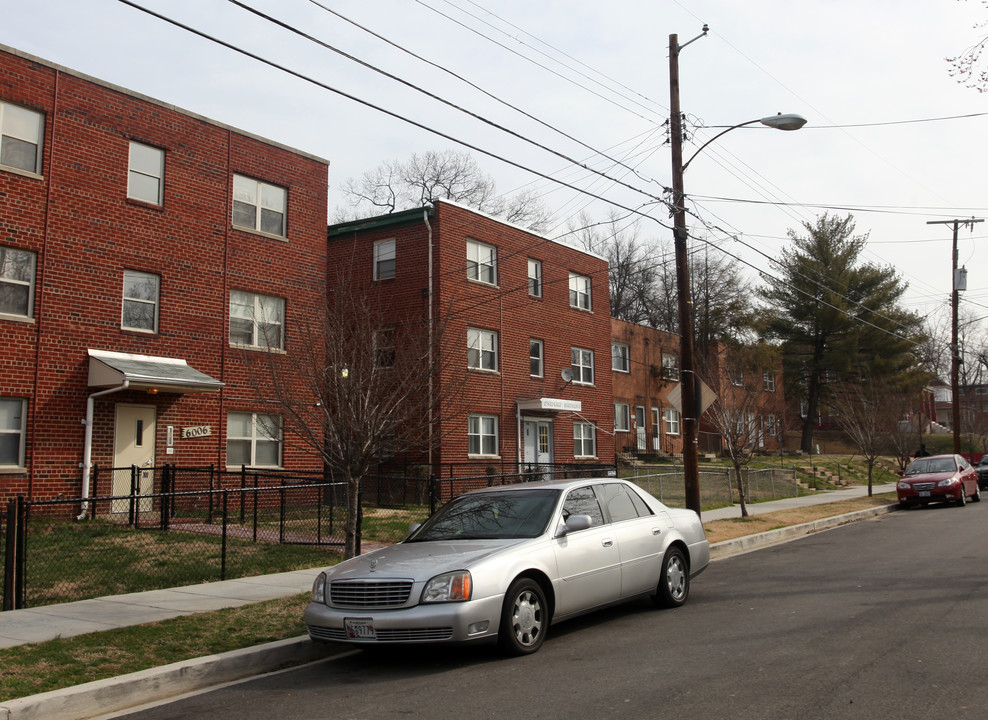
[703, 495, 896, 542]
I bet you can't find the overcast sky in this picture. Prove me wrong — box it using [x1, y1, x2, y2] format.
[4, 0, 988, 336]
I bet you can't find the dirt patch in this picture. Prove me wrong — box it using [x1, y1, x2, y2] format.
[703, 496, 896, 542]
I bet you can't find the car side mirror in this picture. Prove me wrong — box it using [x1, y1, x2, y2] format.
[555, 514, 593, 537]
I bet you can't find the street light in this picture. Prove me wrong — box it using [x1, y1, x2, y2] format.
[669, 29, 806, 516]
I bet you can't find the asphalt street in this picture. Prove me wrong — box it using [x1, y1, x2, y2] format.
[107, 498, 988, 720]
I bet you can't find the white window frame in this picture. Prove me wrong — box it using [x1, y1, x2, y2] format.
[0, 246, 37, 319]
[568, 273, 591, 310]
[612, 343, 630, 373]
[230, 290, 285, 350]
[0, 397, 27, 469]
[573, 421, 596, 458]
[528, 258, 542, 297]
[664, 408, 681, 436]
[571, 347, 594, 385]
[121, 270, 160, 333]
[226, 411, 283, 468]
[468, 414, 499, 457]
[0, 101, 44, 175]
[128, 141, 164, 205]
[468, 327, 498, 371]
[662, 353, 680, 381]
[374, 238, 396, 281]
[466, 240, 497, 285]
[614, 403, 631, 432]
[763, 371, 776, 392]
[232, 173, 287, 237]
[530, 338, 544, 377]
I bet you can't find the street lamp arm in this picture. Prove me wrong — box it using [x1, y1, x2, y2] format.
[681, 114, 807, 173]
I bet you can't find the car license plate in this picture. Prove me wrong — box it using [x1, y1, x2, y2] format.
[919, 491, 930, 497]
[345, 618, 376, 639]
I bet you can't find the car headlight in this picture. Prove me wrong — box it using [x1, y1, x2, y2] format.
[422, 571, 472, 603]
[897, 481, 910, 489]
[311, 572, 327, 604]
[938, 478, 957, 487]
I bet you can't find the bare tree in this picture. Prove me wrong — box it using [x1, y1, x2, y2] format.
[242, 276, 464, 559]
[335, 149, 552, 233]
[948, 3, 988, 91]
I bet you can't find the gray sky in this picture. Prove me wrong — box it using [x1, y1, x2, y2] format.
[4, 0, 988, 335]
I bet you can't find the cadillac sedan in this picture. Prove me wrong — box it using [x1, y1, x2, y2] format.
[305, 478, 709, 655]
[897, 453, 981, 508]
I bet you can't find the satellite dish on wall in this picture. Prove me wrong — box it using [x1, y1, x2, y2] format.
[561, 368, 574, 383]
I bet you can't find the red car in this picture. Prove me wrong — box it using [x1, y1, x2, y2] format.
[897, 454, 981, 508]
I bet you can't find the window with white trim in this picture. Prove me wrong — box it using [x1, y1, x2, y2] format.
[468, 414, 499, 456]
[661, 353, 679, 381]
[467, 327, 498, 371]
[612, 343, 630, 373]
[763, 371, 776, 392]
[122, 270, 160, 333]
[663, 408, 681, 436]
[0, 246, 36, 318]
[0, 398, 26, 468]
[614, 403, 631, 432]
[466, 240, 497, 285]
[530, 339, 544, 377]
[571, 347, 594, 385]
[232, 174, 287, 237]
[0, 101, 44, 174]
[528, 259, 542, 297]
[128, 141, 164, 205]
[569, 273, 591, 310]
[765, 414, 778, 436]
[230, 290, 285, 350]
[573, 421, 596, 457]
[227, 411, 282, 467]
[374, 238, 396, 280]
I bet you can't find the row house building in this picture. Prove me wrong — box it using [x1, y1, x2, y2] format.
[1, 45, 329, 503]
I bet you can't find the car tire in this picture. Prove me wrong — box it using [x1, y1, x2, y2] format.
[498, 578, 547, 656]
[974, 485, 982, 503]
[653, 546, 689, 608]
[958, 488, 967, 507]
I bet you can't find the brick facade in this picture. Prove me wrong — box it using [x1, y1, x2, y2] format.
[0, 45, 328, 502]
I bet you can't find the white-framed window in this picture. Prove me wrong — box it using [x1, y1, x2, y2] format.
[128, 141, 164, 205]
[571, 347, 594, 385]
[614, 403, 631, 432]
[230, 290, 285, 350]
[0, 246, 36, 318]
[468, 414, 499, 456]
[528, 259, 542, 297]
[662, 353, 679, 381]
[612, 343, 630, 373]
[765, 414, 778, 436]
[0, 397, 26, 468]
[663, 408, 681, 436]
[574, 421, 596, 457]
[227, 411, 282, 468]
[763, 371, 776, 392]
[468, 327, 498, 371]
[730, 366, 744, 387]
[530, 339, 544, 377]
[466, 240, 497, 285]
[232, 174, 287, 237]
[374, 238, 396, 281]
[0, 101, 44, 174]
[122, 270, 160, 333]
[569, 273, 591, 310]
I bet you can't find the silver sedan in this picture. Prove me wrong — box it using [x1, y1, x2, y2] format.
[305, 477, 710, 655]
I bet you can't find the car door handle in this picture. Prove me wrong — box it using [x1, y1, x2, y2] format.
[601, 538, 613, 548]
[652, 528, 662, 535]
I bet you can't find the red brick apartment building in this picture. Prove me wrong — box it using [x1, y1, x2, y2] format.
[0, 45, 328, 503]
[327, 200, 614, 474]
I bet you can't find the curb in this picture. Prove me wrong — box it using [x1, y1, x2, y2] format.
[0, 503, 899, 720]
[709, 503, 898, 560]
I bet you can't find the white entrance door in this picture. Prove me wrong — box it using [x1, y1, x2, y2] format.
[523, 420, 553, 467]
[113, 404, 156, 506]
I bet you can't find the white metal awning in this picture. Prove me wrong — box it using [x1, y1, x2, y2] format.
[88, 349, 224, 393]
[517, 398, 582, 412]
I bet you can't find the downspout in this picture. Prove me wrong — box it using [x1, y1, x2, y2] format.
[78, 381, 129, 519]
[424, 208, 434, 470]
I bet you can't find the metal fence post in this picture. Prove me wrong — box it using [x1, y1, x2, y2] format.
[128, 465, 138, 527]
[3, 496, 24, 611]
[221, 489, 228, 581]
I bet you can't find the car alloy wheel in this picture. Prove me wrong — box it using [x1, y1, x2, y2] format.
[499, 578, 547, 655]
[653, 546, 689, 608]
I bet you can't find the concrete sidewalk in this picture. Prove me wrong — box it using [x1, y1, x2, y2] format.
[0, 482, 898, 651]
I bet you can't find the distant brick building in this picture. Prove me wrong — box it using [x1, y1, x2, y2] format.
[0, 45, 328, 503]
[327, 201, 615, 474]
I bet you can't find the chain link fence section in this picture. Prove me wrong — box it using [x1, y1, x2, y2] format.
[625, 464, 799, 510]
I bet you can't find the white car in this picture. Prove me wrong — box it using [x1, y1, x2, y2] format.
[305, 477, 709, 655]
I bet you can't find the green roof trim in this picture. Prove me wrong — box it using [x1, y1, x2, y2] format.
[327, 206, 431, 238]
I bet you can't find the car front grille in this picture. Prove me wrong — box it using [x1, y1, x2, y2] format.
[330, 580, 413, 608]
[376, 627, 454, 642]
[912, 482, 936, 491]
[307, 625, 348, 642]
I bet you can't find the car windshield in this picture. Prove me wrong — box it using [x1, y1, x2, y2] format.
[906, 457, 956, 475]
[408, 489, 561, 541]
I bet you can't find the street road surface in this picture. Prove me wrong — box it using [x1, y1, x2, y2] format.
[114, 503, 988, 719]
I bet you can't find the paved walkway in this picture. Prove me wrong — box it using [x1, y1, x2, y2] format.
[0, 482, 898, 650]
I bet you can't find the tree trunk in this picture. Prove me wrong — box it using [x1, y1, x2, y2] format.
[734, 463, 748, 518]
[345, 474, 360, 559]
